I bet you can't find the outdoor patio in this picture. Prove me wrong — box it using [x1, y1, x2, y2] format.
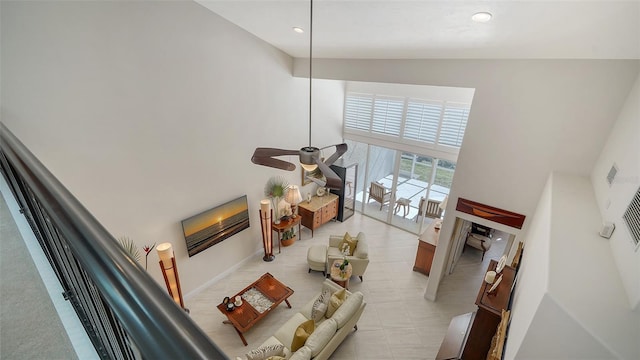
[353, 174, 450, 234]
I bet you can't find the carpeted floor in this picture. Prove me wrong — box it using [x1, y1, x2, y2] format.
[0, 191, 78, 360]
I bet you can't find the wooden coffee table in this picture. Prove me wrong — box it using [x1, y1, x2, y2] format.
[217, 273, 294, 346]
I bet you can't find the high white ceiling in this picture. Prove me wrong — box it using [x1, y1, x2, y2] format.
[196, 0, 640, 59]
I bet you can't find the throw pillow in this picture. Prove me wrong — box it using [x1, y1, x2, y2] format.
[338, 232, 358, 256]
[245, 344, 285, 360]
[325, 288, 347, 317]
[291, 319, 315, 352]
[311, 289, 331, 322]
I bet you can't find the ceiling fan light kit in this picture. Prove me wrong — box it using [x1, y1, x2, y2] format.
[250, 0, 347, 189]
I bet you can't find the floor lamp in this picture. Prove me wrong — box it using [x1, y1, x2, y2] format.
[260, 199, 275, 262]
[157, 242, 187, 311]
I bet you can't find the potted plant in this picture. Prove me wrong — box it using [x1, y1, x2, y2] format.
[281, 228, 297, 246]
[264, 176, 290, 224]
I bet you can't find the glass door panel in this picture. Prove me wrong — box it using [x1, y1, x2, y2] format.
[342, 140, 368, 212]
[363, 145, 397, 222]
[391, 153, 433, 233]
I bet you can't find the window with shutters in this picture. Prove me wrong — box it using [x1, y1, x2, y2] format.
[343, 91, 471, 156]
[623, 187, 640, 249]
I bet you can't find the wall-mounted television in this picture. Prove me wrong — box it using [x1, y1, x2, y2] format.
[181, 195, 250, 257]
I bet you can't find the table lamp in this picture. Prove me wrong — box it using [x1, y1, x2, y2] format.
[439, 195, 449, 218]
[285, 185, 303, 218]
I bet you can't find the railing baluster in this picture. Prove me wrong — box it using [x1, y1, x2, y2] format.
[0, 122, 226, 359]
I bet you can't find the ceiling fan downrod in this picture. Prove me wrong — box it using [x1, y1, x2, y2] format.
[308, 0, 313, 148]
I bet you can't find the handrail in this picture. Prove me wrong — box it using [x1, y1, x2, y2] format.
[0, 122, 226, 359]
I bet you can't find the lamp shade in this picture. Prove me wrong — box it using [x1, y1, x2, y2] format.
[285, 185, 303, 204]
[260, 199, 270, 213]
[439, 195, 449, 211]
[157, 242, 174, 265]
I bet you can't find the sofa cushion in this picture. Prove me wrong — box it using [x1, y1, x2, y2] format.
[352, 233, 368, 259]
[330, 291, 363, 329]
[245, 343, 285, 360]
[326, 288, 347, 317]
[291, 319, 315, 352]
[338, 232, 358, 255]
[311, 288, 331, 322]
[289, 346, 312, 360]
[273, 312, 309, 351]
[304, 318, 338, 357]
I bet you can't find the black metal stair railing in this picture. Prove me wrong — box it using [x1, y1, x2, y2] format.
[0, 122, 226, 360]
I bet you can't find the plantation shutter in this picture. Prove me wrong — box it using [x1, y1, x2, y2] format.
[438, 104, 469, 147]
[344, 94, 373, 132]
[404, 100, 442, 144]
[343, 91, 471, 153]
[371, 97, 404, 136]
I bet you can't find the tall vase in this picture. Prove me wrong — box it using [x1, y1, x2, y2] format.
[272, 197, 281, 224]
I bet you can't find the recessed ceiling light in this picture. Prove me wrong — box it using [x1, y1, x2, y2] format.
[472, 12, 492, 22]
[293, 27, 304, 33]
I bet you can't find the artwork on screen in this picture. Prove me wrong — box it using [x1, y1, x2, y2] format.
[181, 195, 250, 257]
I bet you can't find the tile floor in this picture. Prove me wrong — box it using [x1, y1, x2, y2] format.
[188, 212, 507, 360]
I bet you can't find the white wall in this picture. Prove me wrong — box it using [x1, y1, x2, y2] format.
[591, 74, 640, 309]
[506, 173, 639, 359]
[296, 58, 640, 300]
[0, 1, 345, 295]
[503, 174, 553, 359]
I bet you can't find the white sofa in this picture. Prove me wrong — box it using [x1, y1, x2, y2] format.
[326, 232, 369, 280]
[237, 280, 365, 360]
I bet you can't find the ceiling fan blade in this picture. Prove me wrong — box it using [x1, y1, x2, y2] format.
[315, 157, 342, 189]
[251, 147, 299, 171]
[253, 147, 300, 157]
[321, 143, 348, 166]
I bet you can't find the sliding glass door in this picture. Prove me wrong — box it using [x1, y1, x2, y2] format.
[342, 140, 454, 235]
[362, 145, 398, 223]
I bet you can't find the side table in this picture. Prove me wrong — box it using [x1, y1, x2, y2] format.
[329, 260, 353, 289]
[394, 197, 411, 218]
[271, 216, 301, 253]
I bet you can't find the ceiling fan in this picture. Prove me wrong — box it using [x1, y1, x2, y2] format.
[250, 0, 347, 190]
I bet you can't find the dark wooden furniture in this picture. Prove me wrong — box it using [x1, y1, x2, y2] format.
[413, 220, 439, 276]
[271, 216, 301, 253]
[217, 273, 294, 346]
[436, 260, 515, 360]
[436, 312, 475, 360]
[298, 193, 338, 237]
[329, 160, 358, 222]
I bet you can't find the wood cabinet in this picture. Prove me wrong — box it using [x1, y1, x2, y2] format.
[414, 220, 439, 276]
[298, 193, 338, 237]
[414, 240, 436, 276]
[436, 259, 516, 360]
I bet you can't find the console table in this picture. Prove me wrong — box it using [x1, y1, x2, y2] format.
[413, 220, 439, 276]
[298, 193, 338, 237]
[436, 259, 515, 359]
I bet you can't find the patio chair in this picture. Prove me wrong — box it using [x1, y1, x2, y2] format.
[415, 197, 442, 222]
[367, 182, 392, 210]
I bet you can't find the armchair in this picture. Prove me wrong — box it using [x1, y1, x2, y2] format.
[464, 223, 494, 260]
[415, 197, 443, 222]
[327, 232, 369, 281]
[368, 182, 392, 210]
